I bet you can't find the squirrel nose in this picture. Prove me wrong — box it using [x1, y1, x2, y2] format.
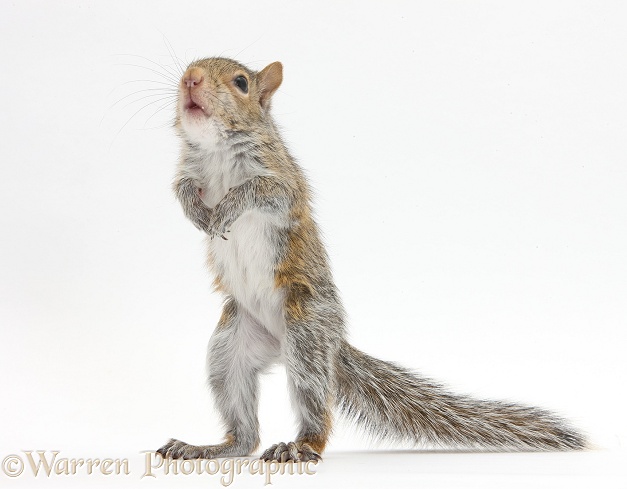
[183, 68, 204, 88]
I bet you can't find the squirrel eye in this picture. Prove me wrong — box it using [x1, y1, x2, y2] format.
[234, 75, 248, 94]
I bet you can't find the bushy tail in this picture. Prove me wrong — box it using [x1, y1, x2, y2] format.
[335, 341, 586, 450]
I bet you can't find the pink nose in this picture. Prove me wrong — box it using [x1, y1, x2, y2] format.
[183, 68, 204, 88]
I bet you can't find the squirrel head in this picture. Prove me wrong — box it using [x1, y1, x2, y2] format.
[176, 57, 283, 147]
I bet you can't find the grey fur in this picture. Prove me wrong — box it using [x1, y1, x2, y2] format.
[157, 57, 586, 462]
[336, 341, 585, 450]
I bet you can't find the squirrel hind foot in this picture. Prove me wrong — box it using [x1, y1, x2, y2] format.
[260, 441, 321, 463]
[156, 438, 242, 459]
[156, 438, 210, 459]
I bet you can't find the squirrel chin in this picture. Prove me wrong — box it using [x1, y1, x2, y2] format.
[179, 117, 225, 152]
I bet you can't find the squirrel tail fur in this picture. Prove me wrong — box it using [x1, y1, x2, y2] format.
[336, 341, 586, 451]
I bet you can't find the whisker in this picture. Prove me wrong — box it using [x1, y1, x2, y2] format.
[108, 79, 174, 96]
[184, 50, 200, 67]
[114, 53, 182, 84]
[233, 36, 265, 60]
[120, 92, 177, 111]
[114, 63, 179, 84]
[109, 87, 177, 110]
[160, 34, 186, 77]
[137, 120, 176, 131]
[143, 100, 177, 127]
[210, 88, 232, 111]
[203, 91, 227, 112]
[111, 95, 179, 148]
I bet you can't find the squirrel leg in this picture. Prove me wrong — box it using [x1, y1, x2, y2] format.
[261, 297, 339, 462]
[157, 298, 280, 459]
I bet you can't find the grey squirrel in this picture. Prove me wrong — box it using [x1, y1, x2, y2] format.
[156, 57, 585, 462]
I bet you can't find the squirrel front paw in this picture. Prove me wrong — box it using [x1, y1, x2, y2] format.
[206, 214, 233, 240]
[260, 441, 321, 462]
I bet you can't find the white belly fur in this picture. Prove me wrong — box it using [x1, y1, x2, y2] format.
[208, 209, 286, 341]
[184, 138, 286, 342]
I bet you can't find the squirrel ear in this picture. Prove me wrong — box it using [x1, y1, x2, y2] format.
[257, 61, 283, 109]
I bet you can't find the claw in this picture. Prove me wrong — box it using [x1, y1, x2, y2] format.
[156, 438, 178, 459]
[260, 441, 321, 462]
[260, 444, 278, 461]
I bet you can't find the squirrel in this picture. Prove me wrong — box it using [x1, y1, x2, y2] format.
[156, 57, 586, 463]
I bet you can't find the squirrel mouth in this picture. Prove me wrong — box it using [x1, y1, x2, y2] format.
[184, 95, 210, 116]
[185, 100, 204, 112]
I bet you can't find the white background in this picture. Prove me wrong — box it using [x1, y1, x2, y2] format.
[1, 1, 626, 487]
